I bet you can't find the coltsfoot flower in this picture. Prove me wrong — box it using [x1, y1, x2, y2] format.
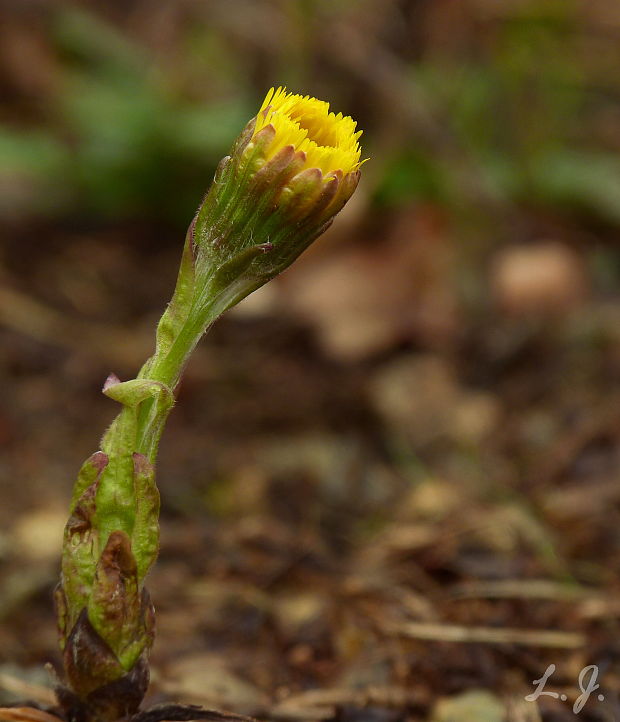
[56, 87, 365, 722]
[247, 86, 364, 222]
[148, 86, 367, 388]
[186, 87, 366, 327]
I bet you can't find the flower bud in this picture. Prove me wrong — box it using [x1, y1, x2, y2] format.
[190, 87, 366, 315]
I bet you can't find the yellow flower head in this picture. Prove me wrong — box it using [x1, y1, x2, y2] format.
[253, 87, 364, 177]
[190, 85, 366, 311]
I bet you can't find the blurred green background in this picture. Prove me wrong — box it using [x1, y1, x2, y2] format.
[1, 1, 620, 719]
[4, 0, 620, 231]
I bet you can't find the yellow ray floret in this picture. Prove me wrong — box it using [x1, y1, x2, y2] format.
[254, 87, 364, 176]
